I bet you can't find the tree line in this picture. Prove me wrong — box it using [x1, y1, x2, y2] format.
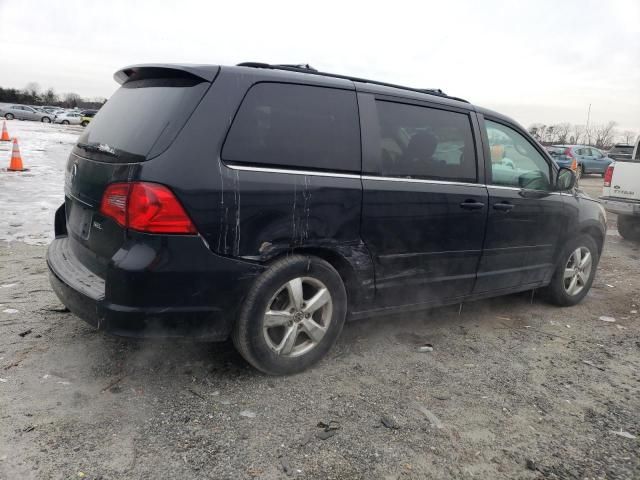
[528, 121, 637, 149]
[0, 82, 106, 109]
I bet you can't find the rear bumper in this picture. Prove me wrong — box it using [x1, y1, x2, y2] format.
[47, 235, 265, 340]
[599, 197, 640, 216]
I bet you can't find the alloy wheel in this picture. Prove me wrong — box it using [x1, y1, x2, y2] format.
[262, 277, 333, 357]
[563, 247, 592, 296]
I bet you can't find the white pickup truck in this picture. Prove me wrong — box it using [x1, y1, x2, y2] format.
[600, 137, 640, 240]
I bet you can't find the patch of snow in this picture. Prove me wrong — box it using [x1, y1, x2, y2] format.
[0, 120, 83, 245]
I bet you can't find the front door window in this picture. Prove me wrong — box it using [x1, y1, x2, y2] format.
[486, 120, 551, 191]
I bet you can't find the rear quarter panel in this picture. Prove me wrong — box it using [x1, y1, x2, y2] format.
[136, 69, 375, 309]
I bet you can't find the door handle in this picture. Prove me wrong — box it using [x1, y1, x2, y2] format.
[493, 201, 515, 212]
[459, 200, 485, 210]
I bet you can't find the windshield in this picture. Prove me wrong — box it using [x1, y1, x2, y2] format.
[74, 77, 209, 162]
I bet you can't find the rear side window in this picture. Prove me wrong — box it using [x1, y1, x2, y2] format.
[374, 100, 477, 182]
[222, 83, 360, 172]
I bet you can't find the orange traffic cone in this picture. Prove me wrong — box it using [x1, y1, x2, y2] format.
[7, 138, 26, 172]
[0, 121, 10, 142]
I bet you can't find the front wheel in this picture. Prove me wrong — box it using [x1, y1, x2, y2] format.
[81, 121, 89, 127]
[5, 113, 14, 120]
[543, 235, 599, 306]
[61, 120, 70, 125]
[41, 117, 51, 123]
[232, 255, 347, 375]
[618, 215, 640, 241]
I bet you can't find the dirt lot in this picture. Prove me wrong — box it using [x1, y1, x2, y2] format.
[1, 136, 639, 479]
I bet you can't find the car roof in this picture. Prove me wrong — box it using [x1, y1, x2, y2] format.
[113, 62, 528, 130]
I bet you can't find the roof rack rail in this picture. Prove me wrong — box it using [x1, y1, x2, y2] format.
[236, 62, 469, 103]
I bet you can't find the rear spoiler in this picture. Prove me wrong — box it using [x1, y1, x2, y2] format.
[114, 64, 220, 84]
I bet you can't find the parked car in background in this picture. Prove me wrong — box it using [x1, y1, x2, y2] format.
[608, 144, 634, 162]
[547, 146, 577, 173]
[0, 104, 54, 123]
[47, 62, 606, 375]
[53, 111, 82, 125]
[80, 110, 97, 127]
[601, 137, 640, 240]
[550, 145, 612, 177]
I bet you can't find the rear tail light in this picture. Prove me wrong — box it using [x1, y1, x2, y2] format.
[564, 148, 578, 171]
[100, 182, 197, 234]
[603, 165, 614, 187]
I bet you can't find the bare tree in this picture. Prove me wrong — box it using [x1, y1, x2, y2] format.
[545, 125, 556, 144]
[42, 87, 58, 104]
[570, 124, 585, 144]
[528, 123, 547, 142]
[552, 123, 571, 144]
[24, 82, 40, 99]
[528, 124, 540, 139]
[621, 130, 637, 145]
[63, 92, 82, 108]
[592, 121, 617, 149]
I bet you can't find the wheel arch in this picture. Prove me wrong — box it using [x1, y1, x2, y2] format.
[579, 225, 605, 254]
[265, 246, 371, 314]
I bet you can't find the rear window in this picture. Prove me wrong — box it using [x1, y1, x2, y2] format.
[547, 147, 566, 156]
[610, 146, 633, 154]
[222, 83, 360, 172]
[74, 77, 209, 162]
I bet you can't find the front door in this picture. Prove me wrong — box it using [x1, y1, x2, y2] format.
[474, 117, 569, 293]
[359, 94, 487, 307]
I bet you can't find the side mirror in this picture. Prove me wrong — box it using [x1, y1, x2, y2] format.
[556, 167, 576, 191]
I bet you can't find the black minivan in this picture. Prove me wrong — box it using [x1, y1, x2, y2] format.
[47, 63, 606, 374]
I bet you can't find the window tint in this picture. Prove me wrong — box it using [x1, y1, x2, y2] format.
[75, 76, 209, 163]
[223, 83, 360, 172]
[485, 120, 551, 190]
[374, 101, 476, 181]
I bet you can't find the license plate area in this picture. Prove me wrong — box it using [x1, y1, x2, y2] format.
[67, 199, 94, 240]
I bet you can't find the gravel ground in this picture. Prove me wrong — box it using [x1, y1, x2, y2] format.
[0, 135, 639, 479]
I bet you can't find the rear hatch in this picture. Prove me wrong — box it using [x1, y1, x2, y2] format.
[547, 146, 572, 166]
[63, 65, 216, 276]
[610, 160, 640, 201]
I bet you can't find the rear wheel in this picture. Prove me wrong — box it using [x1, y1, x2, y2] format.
[618, 215, 640, 241]
[5, 113, 14, 120]
[578, 164, 585, 177]
[232, 255, 347, 375]
[41, 117, 51, 123]
[61, 120, 70, 125]
[543, 235, 598, 306]
[81, 120, 89, 127]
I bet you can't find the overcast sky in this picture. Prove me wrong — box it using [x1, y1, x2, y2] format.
[1, 0, 639, 132]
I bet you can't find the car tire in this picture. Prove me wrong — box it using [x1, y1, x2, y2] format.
[232, 254, 347, 375]
[5, 113, 14, 120]
[543, 234, 599, 306]
[81, 121, 89, 127]
[41, 117, 51, 123]
[618, 215, 640, 241]
[61, 120, 70, 125]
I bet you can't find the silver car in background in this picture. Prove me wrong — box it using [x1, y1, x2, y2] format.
[0, 104, 54, 123]
[53, 111, 83, 125]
